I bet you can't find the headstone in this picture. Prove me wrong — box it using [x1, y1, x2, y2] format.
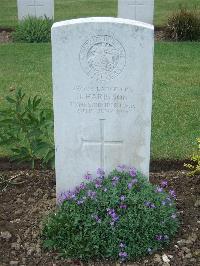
[52, 17, 154, 197]
[17, 0, 54, 20]
[118, 0, 154, 24]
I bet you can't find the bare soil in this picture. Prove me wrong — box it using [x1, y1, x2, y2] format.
[0, 169, 199, 266]
[0, 28, 166, 44]
[0, 31, 12, 43]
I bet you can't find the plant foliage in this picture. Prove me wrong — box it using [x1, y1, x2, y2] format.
[166, 8, 200, 41]
[12, 16, 53, 43]
[42, 166, 179, 262]
[184, 138, 200, 176]
[0, 89, 54, 168]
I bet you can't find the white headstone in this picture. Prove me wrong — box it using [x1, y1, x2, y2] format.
[118, 0, 154, 24]
[17, 0, 54, 20]
[52, 17, 154, 197]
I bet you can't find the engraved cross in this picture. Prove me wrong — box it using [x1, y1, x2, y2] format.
[81, 119, 123, 169]
[128, 0, 145, 19]
[27, 0, 44, 16]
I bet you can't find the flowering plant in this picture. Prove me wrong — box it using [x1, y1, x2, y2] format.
[42, 166, 179, 262]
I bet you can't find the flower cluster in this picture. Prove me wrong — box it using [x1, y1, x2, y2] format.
[83, 171, 92, 180]
[112, 175, 120, 186]
[128, 178, 138, 189]
[129, 166, 137, 177]
[107, 208, 119, 226]
[53, 165, 178, 263]
[97, 168, 105, 178]
[87, 190, 96, 199]
[144, 201, 156, 209]
[116, 164, 127, 172]
[119, 242, 128, 262]
[91, 214, 101, 223]
[155, 234, 169, 241]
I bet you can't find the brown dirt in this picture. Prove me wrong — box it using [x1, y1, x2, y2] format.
[0, 158, 191, 172]
[0, 27, 166, 44]
[0, 170, 199, 266]
[0, 31, 12, 43]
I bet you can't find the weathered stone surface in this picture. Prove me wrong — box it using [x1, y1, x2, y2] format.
[52, 17, 154, 196]
[17, 0, 54, 20]
[118, 0, 154, 24]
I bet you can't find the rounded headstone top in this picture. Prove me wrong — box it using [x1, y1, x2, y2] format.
[51, 17, 154, 30]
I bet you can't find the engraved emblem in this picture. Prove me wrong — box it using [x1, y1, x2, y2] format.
[79, 35, 126, 81]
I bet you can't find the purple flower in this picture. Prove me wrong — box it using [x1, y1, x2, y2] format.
[155, 234, 163, 241]
[92, 214, 101, 223]
[112, 181, 117, 187]
[111, 212, 119, 220]
[161, 180, 168, 188]
[162, 200, 167, 206]
[58, 192, 67, 203]
[97, 168, 105, 178]
[119, 242, 126, 248]
[94, 179, 102, 188]
[171, 213, 177, 219]
[144, 201, 156, 208]
[87, 190, 96, 199]
[128, 182, 133, 189]
[77, 200, 84, 205]
[107, 208, 119, 222]
[79, 182, 86, 190]
[107, 208, 114, 215]
[129, 167, 137, 177]
[120, 195, 126, 201]
[116, 164, 127, 172]
[62, 190, 77, 201]
[144, 201, 150, 207]
[84, 172, 92, 180]
[119, 251, 128, 257]
[131, 178, 138, 184]
[169, 189, 176, 199]
[112, 176, 120, 181]
[120, 204, 127, 209]
[71, 193, 76, 199]
[155, 186, 163, 193]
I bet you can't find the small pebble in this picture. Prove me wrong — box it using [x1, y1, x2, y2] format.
[185, 253, 192, 259]
[154, 254, 162, 263]
[11, 242, 20, 250]
[9, 261, 19, 266]
[1, 231, 12, 240]
[162, 254, 170, 263]
[181, 247, 190, 253]
[194, 199, 200, 207]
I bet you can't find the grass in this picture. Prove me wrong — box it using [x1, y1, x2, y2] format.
[1, 0, 200, 28]
[0, 42, 199, 159]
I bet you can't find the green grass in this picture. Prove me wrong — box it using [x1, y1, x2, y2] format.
[152, 42, 200, 159]
[1, 0, 200, 28]
[0, 42, 199, 159]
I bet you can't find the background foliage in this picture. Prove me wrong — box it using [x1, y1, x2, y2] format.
[0, 89, 54, 168]
[0, 0, 200, 28]
[166, 9, 200, 41]
[12, 16, 53, 43]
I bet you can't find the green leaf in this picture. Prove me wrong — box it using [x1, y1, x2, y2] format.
[6, 96, 16, 104]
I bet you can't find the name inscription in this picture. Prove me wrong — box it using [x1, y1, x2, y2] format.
[70, 86, 135, 114]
